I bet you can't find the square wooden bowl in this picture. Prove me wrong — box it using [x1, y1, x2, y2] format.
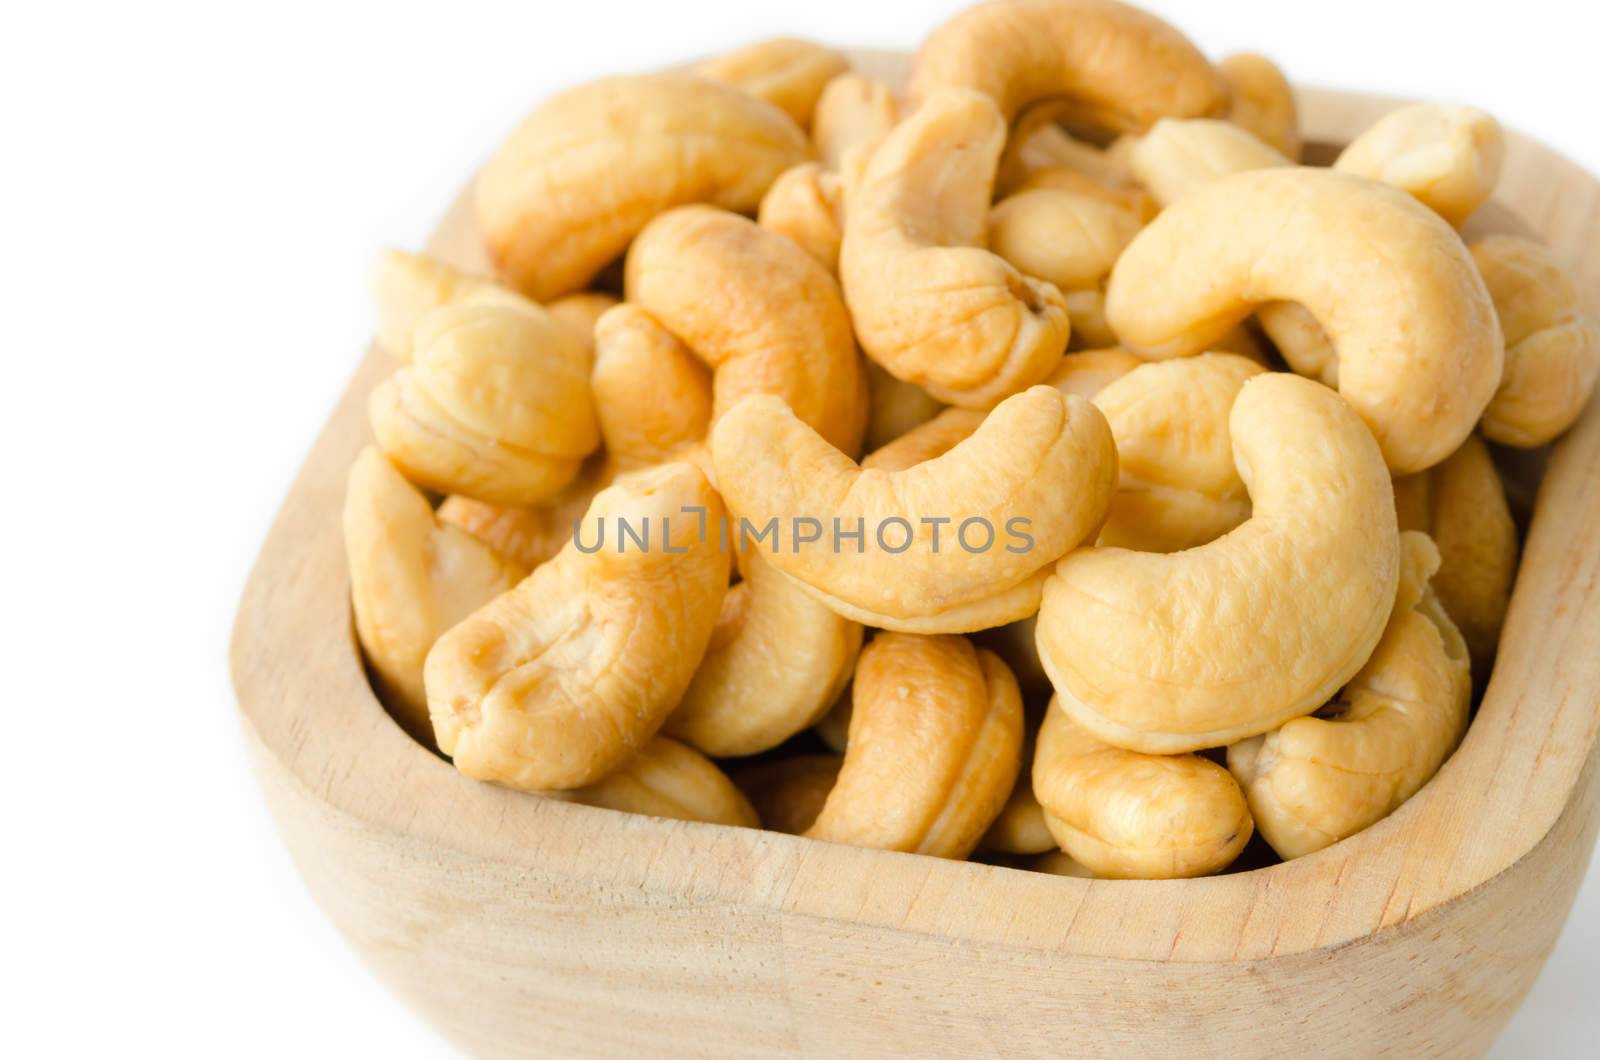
[231, 51, 1600, 1058]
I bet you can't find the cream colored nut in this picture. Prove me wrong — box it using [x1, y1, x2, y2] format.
[369, 297, 600, 504]
[1229, 532, 1471, 859]
[806, 633, 1024, 858]
[1093, 353, 1266, 553]
[757, 162, 845, 271]
[1258, 301, 1337, 385]
[343, 447, 524, 742]
[1033, 698, 1253, 878]
[548, 736, 758, 828]
[1471, 235, 1600, 447]
[908, 0, 1225, 131]
[1218, 52, 1300, 160]
[1334, 104, 1504, 227]
[475, 75, 811, 300]
[1064, 290, 1115, 349]
[373, 250, 514, 359]
[989, 187, 1143, 294]
[1038, 373, 1401, 754]
[1031, 850, 1096, 877]
[859, 406, 985, 472]
[591, 304, 713, 471]
[712, 387, 1117, 633]
[1394, 434, 1518, 677]
[627, 205, 868, 456]
[862, 360, 944, 452]
[840, 89, 1071, 408]
[1045, 347, 1142, 399]
[1010, 164, 1156, 223]
[996, 105, 1142, 200]
[812, 73, 899, 169]
[733, 754, 842, 835]
[665, 551, 862, 757]
[1106, 167, 1502, 474]
[436, 457, 612, 571]
[694, 38, 850, 130]
[543, 291, 620, 353]
[1127, 118, 1290, 208]
[425, 463, 730, 791]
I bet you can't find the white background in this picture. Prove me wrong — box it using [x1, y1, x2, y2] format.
[5, 0, 1597, 1055]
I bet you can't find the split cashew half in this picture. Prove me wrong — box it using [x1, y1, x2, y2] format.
[1229, 532, 1471, 859]
[425, 463, 729, 791]
[1037, 373, 1401, 754]
[547, 736, 758, 828]
[693, 38, 850, 130]
[1334, 104, 1504, 228]
[806, 633, 1024, 859]
[1106, 167, 1502, 474]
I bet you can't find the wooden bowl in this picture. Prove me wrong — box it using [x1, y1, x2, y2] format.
[231, 51, 1600, 1058]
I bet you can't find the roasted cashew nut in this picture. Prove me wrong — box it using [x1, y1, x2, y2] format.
[812, 72, 899, 170]
[839, 89, 1071, 409]
[1033, 698, 1253, 878]
[1217, 53, 1300, 160]
[548, 736, 758, 828]
[1127, 118, 1289, 208]
[425, 463, 729, 791]
[1037, 373, 1401, 754]
[1228, 532, 1471, 859]
[1044, 347, 1142, 398]
[1334, 104, 1504, 228]
[908, 0, 1225, 132]
[806, 633, 1024, 859]
[591, 304, 713, 471]
[757, 162, 846, 272]
[712, 387, 1116, 633]
[436, 457, 612, 572]
[1470, 235, 1600, 447]
[343, 447, 524, 742]
[693, 38, 850, 130]
[989, 188, 1143, 326]
[733, 754, 842, 835]
[1106, 167, 1502, 474]
[475, 75, 811, 300]
[627, 205, 868, 456]
[995, 106, 1144, 201]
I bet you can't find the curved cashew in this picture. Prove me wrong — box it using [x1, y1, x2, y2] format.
[369, 297, 600, 505]
[591, 304, 712, 470]
[839, 89, 1071, 409]
[1471, 235, 1600, 447]
[757, 162, 845, 271]
[425, 463, 729, 791]
[1127, 118, 1290, 208]
[693, 38, 850, 130]
[989, 187, 1143, 297]
[1218, 52, 1300, 160]
[543, 291, 620, 353]
[859, 405, 985, 473]
[812, 73, 899, 169]
[806, 633, 1023, 858]
[733, 754, 842, 835]
[996, 105, 1143, 200]
[1033, 698, 1253, 878]
[343, 447, 524, 741]
[627, 205, 868, 456]
[1394, 434, 1518, 677]
[1045, 347, 1141, 398]
[1038, 373, 1401, 754]
[476, 75, 811, 300]
[1106, 167, 1502, 474]
[908, 0, 1225, 131]
[712, 387, 1116, 633]
[1334, 104, 1504, 228]
[1228, 532, 1471, 859]
[436, 456, 611, 571]
[863, 360, 944, 452]
[1093, 353, 1266, 553]
[549, 735, 758, 828]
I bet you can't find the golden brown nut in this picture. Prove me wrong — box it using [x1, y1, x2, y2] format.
[1127, 118, 1290, 207]
[712, 387, 1117, 633]
[1217, 52, 1300, 160]
[862, 360, 944, 452]
[733, 754, 842, 834]
[812, 73, 899, 169]
[627, 205, 868, 456]
[435, 456, 612, 571]
[1044, 348, 1142, 399]
[1334, 104, 1504, 227]
[369, 297, 601, 504]
[1394, 434, 1518, 676]
[1470, 235, 1600, 447]
[989, 187, 1142, 295]
[908, 0, 1225, 131]
[475, 75, 811, 300]
[549, 736, 758, 827]
[425, 463, 729, 791]
[1038, 373, 1401, 754]
[694, 38, 850, 131]
[591, 304, 713, 470]
[343, 447, 525, 742]
[1033, 698, 1253, 878]
[665, 551, 862, 757]
[1106, 167, 1502, 474]
[757, 162, 844, 271]
[1229, 532, 1471, 859]
[1093, 353, 1266, 552]
[839, 89, 1070, 408]
[806, 633, 1024, 858]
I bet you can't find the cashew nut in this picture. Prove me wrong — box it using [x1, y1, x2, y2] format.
[989, 187, 1143, 305]
[1127, 118, 1290, 208]
[712, 387, 1116, 633]
[1334, 104, 1504, 228]
[757, 161, 845, 272]
[1218, 52, 1300, 160]
[1045, 347, 1142, 398]
[980, 723, 1055, 855]
[1229, 532, 1471, 859]
[1033, 698, 1253, 878]
[1106, 167, 1502, 474]
[862, 360, 944, 452]
[475, 75, 811, 300]
[543, 291, 620, 353]
[806, 633, 1024, 859]
[1471, 235, 1600, 447]
[693, 38, 850, 130]
[435, 456, 611, 571]
[425, 463, 729, 791]
[591, 304, 712, 471]
[733, 754, 842, 835]
[1037, 373, 1401, 754]
[812, 72, 899, 169]
[547, 735, 758, 828]
[996, 105, 1144, 201]
[839, 89, 1071, 409]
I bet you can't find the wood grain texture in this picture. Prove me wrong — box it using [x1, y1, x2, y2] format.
[231, 50, 1600, 1058]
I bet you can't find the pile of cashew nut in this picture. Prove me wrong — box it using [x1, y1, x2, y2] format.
[342, 0, 1598, 878]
